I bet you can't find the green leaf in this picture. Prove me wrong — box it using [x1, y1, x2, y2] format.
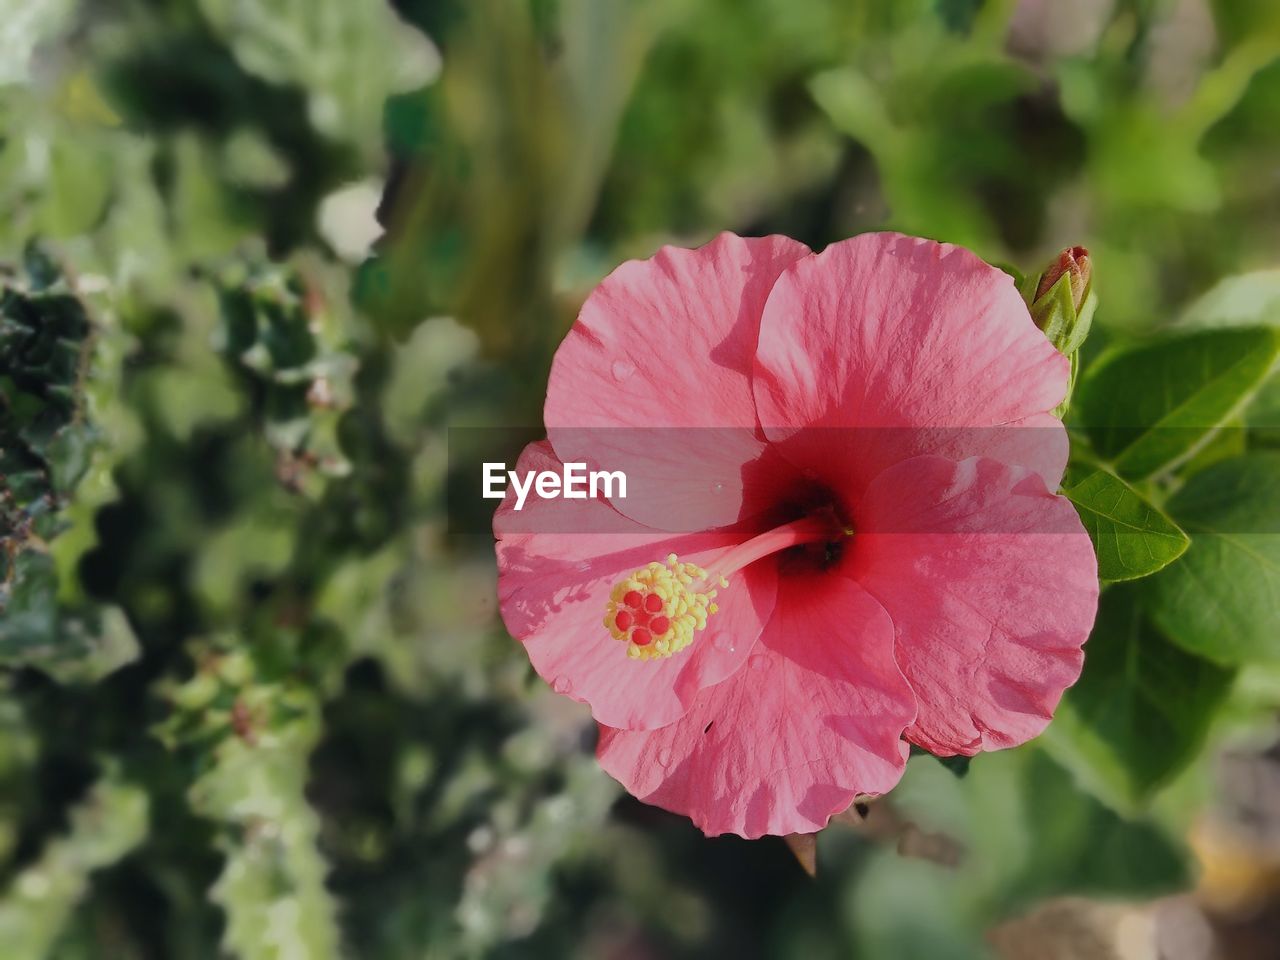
[1064, 469, 1189, 580]
[196, 0, 436, 149]
[844, 745, 1189, 954]
[1176, 269, 1280, 438]
[849, 747, 1187, 936]
[0, 772, 149, 958]
[1076, 327, 1280, 479]
[0, 252, 138, 681]
[1042, 589, 1233, 814]
[1178, 269, 1280, 331]
[908, 744, 971, 778]
[0, 552, 138, 682]
[0, 0, 76, 87]
[1179, 413, 1249, 478]
[172, 648, 343, 960]
[42, 139, 112, 237]
[1143, 453, 1280, 665]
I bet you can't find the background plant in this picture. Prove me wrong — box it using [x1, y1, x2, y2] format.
[1, 0, 1279, 957]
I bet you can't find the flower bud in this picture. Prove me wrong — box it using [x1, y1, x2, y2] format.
[1024, 245, 1095, 357]
[1036, 246, 1091, 310]
[1020, 245, 1097, 418]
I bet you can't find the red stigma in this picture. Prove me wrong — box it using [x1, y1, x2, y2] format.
[603, 554, 724, 660]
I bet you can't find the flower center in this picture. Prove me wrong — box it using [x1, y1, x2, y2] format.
[604, 555, 724, 661]
[603, 516, 841, 661]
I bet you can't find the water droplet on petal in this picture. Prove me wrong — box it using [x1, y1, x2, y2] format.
[658, 747, 673, 767]
[552, 676, 573, 695]
[611, 359, 636, 382]
[710, 481, 726, 495]
[748, 654, 768, 672]
[712, 633, 736, 654]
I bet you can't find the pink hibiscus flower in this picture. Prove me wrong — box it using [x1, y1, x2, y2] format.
[494, 232, 1098, 838]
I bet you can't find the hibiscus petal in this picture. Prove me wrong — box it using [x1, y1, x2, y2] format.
[850, 455, 1098, 756]
[545, 232, 810, 531]
[496, 442, 777, 730]
[752, 233, 1071, 496]
[596, 575, 915, 838]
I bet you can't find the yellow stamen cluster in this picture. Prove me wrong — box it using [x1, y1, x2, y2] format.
[603, 554, 727, 661]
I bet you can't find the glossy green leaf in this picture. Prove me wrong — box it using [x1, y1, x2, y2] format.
[1143, 453, 1280, 664]
[1065, 469, 1189, 581]
[1176, 269, 1280, 438]
[1178, 269, 1280, 331]
[1178, 414, 1249, 478]
[1076, 327, 1280, 479]
[1043, 589, 1234, 813]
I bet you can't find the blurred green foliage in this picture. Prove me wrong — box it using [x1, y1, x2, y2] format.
[2, 0, 1279, 957]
